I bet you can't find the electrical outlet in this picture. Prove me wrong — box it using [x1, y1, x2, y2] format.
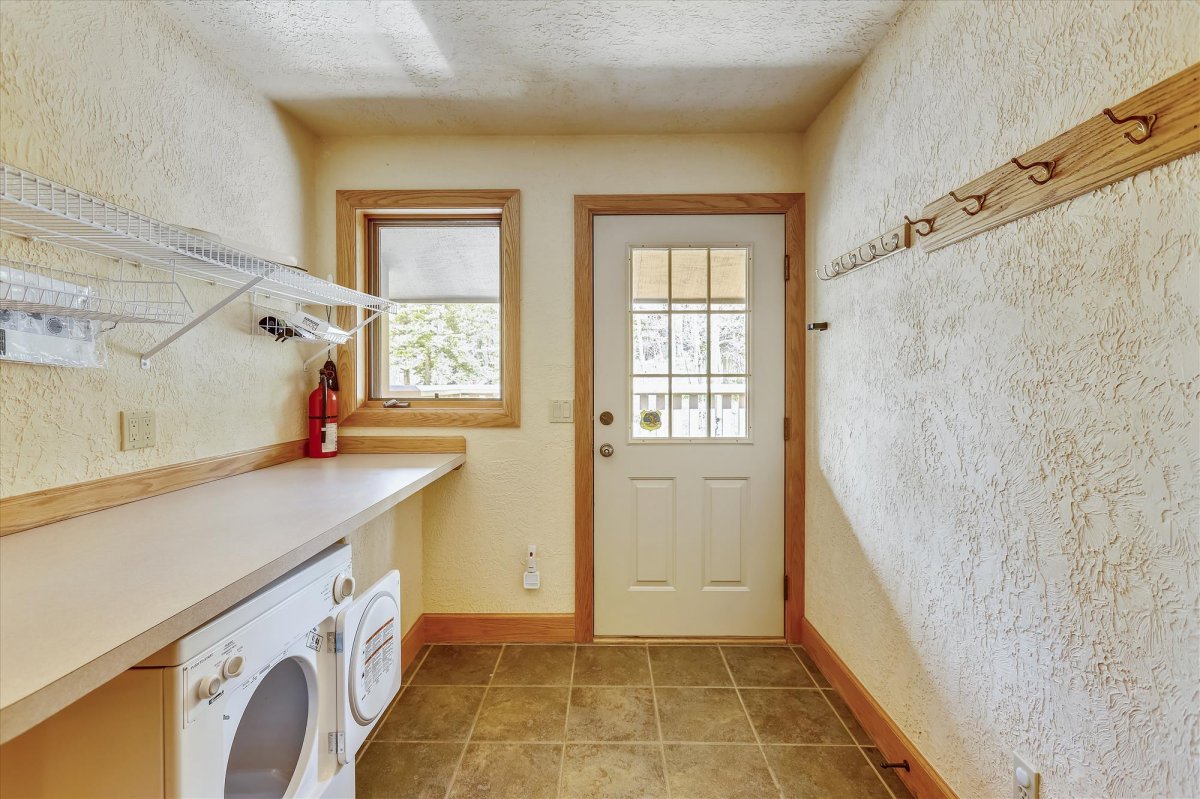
[1013, 753, 1040, 799]
[121, 410, 157, 451]
[549, 400, 573, 423]
[524, 544, 540, 589]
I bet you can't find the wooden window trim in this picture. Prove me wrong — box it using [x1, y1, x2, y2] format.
[335, 189, 520, 428]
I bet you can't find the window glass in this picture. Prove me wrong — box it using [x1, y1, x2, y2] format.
[374, 222, 501, 400]
[629, 246, 750, 440]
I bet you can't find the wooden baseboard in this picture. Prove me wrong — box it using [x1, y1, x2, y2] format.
[801, 619, 957, 799]
[339, 436, 467, 454]
[0, 439, 306, 536]
[423, 613, 576, 643]
[400, 616, 426, 675]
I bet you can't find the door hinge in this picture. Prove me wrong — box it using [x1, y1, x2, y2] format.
[784, 574, 790, 600]
[783, 417, 791, 441]
[784, 254, 791, 282]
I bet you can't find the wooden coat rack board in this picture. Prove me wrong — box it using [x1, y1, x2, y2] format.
[818, 61, 1200, 280]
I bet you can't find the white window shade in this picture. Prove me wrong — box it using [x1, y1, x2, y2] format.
[379, 224, 500, 303]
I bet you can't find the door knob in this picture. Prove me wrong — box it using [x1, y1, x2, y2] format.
[599, 444, 614, 457]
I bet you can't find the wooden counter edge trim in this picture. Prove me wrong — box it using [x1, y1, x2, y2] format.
[423, 613, 576, 643]
[338, 436, 467, 454]
[800, 618, 958, 799]
[0, 439, 307, 537]
[0, 453, 465, 744]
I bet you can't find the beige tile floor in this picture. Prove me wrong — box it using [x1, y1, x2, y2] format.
[357, 643, 915, 799]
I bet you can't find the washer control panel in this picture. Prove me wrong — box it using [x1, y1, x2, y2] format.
[183, 638, 245, 725]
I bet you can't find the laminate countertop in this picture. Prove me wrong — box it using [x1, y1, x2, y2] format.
[0, 452, 464, 744]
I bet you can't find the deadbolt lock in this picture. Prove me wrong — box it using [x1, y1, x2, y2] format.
[599, 443, 614, 457]
[599, 411, 614, 425]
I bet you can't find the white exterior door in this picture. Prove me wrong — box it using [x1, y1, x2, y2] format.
[593, 214, 785, 637]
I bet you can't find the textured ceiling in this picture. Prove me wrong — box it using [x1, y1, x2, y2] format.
[157, 0, 905, 135]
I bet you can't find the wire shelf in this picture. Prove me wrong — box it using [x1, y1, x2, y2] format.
[0, 258, 191, 325]
[0, 162, 394, 312]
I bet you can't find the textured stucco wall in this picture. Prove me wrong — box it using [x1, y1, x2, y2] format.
[314, 134, 805, 614]
[0, 0, 316, 495]
[803, 2, 1199, 797]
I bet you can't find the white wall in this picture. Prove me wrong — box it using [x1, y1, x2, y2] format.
[803, 1, 1199, 796]
[0, 0, 315, 495]
[313, 134, 805, 614]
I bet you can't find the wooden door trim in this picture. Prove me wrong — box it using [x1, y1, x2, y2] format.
[573, 193, 806, 643]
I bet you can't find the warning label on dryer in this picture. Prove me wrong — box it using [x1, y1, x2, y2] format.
[358, 617, 396, 704]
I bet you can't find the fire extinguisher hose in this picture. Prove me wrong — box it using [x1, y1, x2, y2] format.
[320, 376, 328, 444]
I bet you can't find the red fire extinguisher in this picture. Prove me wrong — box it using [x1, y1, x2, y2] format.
[307, 370, 338, 458]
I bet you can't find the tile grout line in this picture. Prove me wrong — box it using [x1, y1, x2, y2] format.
[441, 645, 504, 799]
[788, 646, 900, 799]
[718, 645, 785, 799]
[555, 644, 578, 799]
[403, 682, 827, 689]
[647, 643, 673, 799]
[856, 745, 903, 799]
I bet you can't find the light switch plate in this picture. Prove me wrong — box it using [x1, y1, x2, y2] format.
[549, 399, 573, 423]
[121, 410, 157, 451]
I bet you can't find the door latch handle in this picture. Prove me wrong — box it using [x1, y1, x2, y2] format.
[599, 444, 614, 457]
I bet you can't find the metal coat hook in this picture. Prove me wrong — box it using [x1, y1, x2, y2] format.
[1010, 156, 1057, 185]
[880, 760, 911, 772]
[904, 215, 934, 237]
[1102, 107, 1156, 144]
[869, 232, 902, 256]
[948, 189, 986, 216]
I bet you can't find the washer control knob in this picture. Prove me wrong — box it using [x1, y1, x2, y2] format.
[196, 675, 222, 700]
[222, 655, 245, 679]
[333, 573, 356, 603]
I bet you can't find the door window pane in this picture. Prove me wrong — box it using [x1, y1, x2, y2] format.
[670, 249, 708, 310]
[632, 376, 670, 438]
[632, 249, 668, 311]
[711, 313, 746, 374]
[632, 314, 669, 374]
[710, 249, 747, 308]
[670, 314, 708, 375]
[712, 377, 747, 438]
[628, 246, 751, 441]
[671, 377, 708, 438]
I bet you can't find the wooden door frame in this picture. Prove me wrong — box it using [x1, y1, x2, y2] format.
[574, 193, 805, 643]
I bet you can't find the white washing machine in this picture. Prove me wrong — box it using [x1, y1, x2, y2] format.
[0, 544, 403, 799]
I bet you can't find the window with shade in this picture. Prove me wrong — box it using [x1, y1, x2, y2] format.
[368, 214, 506, 403]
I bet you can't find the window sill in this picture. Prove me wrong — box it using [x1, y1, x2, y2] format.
[343, 403, 518, 428]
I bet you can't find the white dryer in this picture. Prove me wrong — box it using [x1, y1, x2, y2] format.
[324, 570, 404, 796]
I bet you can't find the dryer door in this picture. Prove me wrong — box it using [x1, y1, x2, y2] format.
[335, 570, 402, 764]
